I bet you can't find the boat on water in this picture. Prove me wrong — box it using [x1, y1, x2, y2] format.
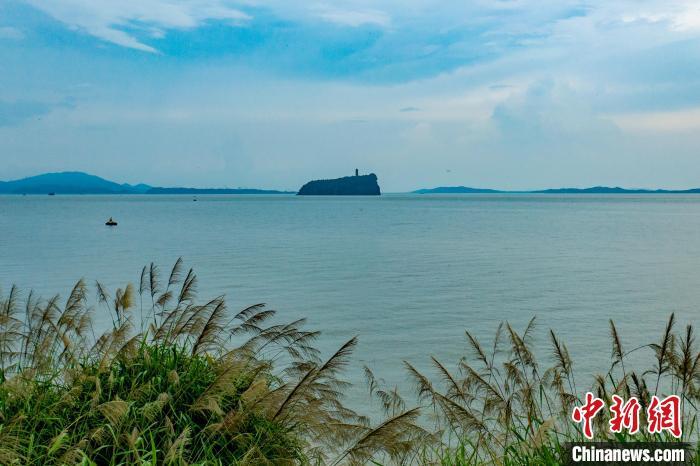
[48, 192, 55, 196]
[105, 217, 118, 226]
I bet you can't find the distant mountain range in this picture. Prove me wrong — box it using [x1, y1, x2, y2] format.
[0, 172, 293, 195]
[3, 172, 700, 195]
[414, 186, 700, 194]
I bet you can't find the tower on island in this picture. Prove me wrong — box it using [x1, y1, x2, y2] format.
[355, 168, 359, 176]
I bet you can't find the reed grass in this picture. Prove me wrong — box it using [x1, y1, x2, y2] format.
[0, 259, 429, 465]
[0, 259, 698, 464]
[395, 315, 700, 464]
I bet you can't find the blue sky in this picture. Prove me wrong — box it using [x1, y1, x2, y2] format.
[1, 0, 700, 191]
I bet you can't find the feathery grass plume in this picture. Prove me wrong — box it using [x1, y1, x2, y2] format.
[404, 361, 436, 405]
[332, 407, 424, 465]
[148, 262, 160, 302]
[651, 313, 676, 395]
[177, 268, 197, 307]
[431, 356, 470, 404]
[630, 371, 651, 413]
[271, 337, 358, 421]
[609, 319, 625, 373]
[549, 329, 575, 408]
[364, 366, 406, 418]
[673, 324, 700, 423]
[0, 285, 22, 374]
[98, 399, 130, 426]
[164, 426, 190, 464]
[465, 330, 490, 370]
[191, 297, 227, 356]
[167, 257, 184, 289]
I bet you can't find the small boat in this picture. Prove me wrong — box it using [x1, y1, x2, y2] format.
[105, 217, 118, 226]
[48, 192, 55, 196]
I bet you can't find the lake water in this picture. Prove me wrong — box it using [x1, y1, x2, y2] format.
[1, 194, 698, 407]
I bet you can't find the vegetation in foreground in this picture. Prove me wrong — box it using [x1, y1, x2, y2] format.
[0, 259, 698, 465]
[402, 312, 700, 465]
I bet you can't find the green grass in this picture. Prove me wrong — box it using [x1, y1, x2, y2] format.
[1, 258, 699, 464]
[1, 342, 305, 464]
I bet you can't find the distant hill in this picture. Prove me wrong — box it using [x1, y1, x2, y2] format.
[298, 173, 381, 195]
[0, 172, 150, 194]
[531, 186, 700, 194]
[414, 185, 700, 194]
[0, 172, 291, 195]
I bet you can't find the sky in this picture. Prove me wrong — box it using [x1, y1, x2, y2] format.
[1, 0, 700, 191]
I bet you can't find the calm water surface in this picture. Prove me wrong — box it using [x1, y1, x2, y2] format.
[1, 194, 698, 406]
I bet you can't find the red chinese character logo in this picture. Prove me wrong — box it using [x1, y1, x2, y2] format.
[572, 392, 605, 439]
[647, 395, 682, 438]
[609, 395, 641, 434]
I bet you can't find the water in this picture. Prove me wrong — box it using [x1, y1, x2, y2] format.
[1, 194, 698, 407]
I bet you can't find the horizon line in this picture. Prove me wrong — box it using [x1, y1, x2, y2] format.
[4, 170, 700, 194]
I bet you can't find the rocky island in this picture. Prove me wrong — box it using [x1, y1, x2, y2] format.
[297, 171, 381, 195]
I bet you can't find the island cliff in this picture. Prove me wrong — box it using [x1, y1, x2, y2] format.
[297, 173, 381, 195]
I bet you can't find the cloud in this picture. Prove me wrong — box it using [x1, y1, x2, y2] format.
[0, 26, 24, 40]
[24, 0, 250, 52]
[610, 107, 700, 132]
[490, 79, 620, 150]
[314, 6, 390, 27]
[619, 1, 700, 32]
[14, 0, 700, 86]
